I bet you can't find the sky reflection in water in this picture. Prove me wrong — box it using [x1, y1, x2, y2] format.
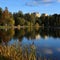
[0, 28, 60, 59]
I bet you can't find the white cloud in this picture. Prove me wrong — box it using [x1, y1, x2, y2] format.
[43, 0, 52, 2]
[57, 0, 60, 2]
[34, 0, 53, 3]
[25, 0, 55, 6]
[25, 1, 40, 6]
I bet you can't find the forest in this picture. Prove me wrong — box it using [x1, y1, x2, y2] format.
[0, 7, 60, 28]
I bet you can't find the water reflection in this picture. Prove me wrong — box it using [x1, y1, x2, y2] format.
[0, 27, 60, 44]
[0, 29, 15, 45]
[14, 27, 60, 40]
[0, 27, 60, 60]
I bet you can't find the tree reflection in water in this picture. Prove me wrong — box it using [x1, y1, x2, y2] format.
[0, 27, 60, 60]
[0, 29, 15, 45]
[0, 27, 60, 44]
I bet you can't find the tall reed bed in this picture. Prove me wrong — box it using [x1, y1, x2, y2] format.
[0, 43, 53, 60]
[0, 43, 37, 60]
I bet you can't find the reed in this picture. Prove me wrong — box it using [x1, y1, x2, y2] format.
[0, 44, 37, 60]
[0, 44, 53, 60]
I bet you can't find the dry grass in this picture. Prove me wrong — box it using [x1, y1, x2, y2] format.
[0, 43, 53, 60]
[0, 44, 37, 60]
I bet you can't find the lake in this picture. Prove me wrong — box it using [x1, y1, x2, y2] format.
[0, 27, 60, 60]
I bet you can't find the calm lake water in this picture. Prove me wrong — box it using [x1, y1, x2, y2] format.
[0, 27, 60, 60]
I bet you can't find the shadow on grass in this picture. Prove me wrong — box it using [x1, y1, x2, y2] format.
[0, 55, 11, 60]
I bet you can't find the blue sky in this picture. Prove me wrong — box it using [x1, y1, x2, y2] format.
[0, 0, 60, 15]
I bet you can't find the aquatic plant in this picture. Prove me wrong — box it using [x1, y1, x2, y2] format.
[0, 43, 37, 60]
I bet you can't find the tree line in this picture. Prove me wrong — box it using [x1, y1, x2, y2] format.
[0, 7, 60, 27]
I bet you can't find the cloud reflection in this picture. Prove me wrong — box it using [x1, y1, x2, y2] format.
[44, 49, 53, 54]
[56, 48, 60, 52]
